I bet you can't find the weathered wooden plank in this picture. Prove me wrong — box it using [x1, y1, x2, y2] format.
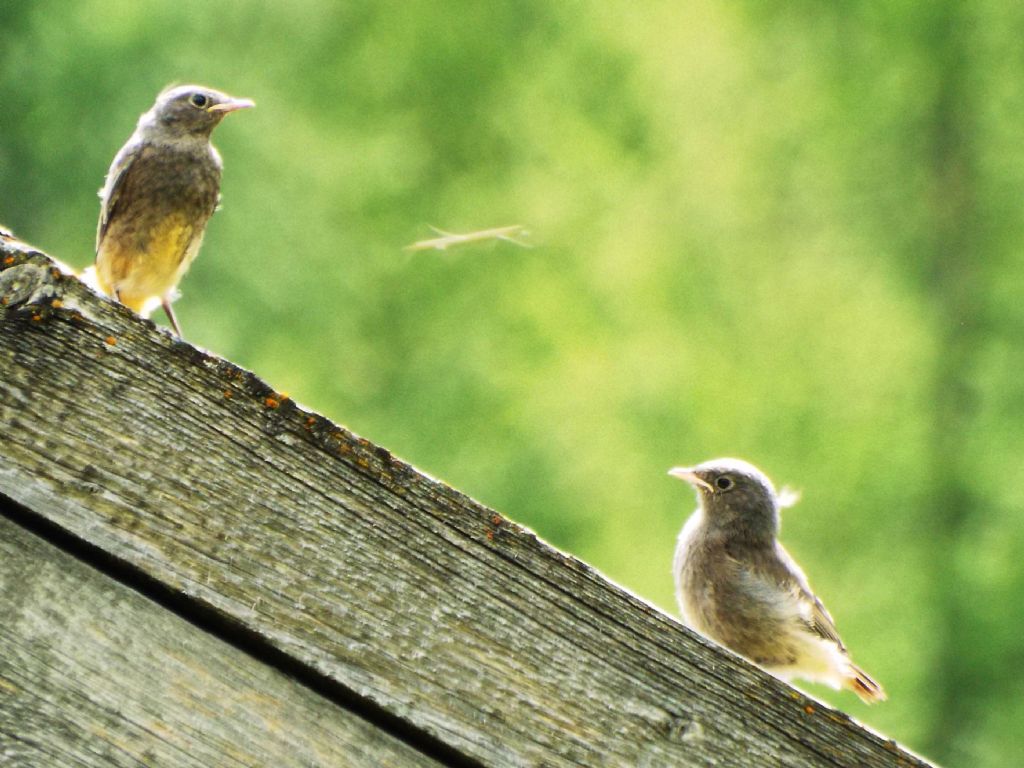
[0, 511, 443, 768]
[0, 239, 933, 767]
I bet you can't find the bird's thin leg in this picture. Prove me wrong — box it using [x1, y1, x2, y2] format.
[162, 298, 183, 337]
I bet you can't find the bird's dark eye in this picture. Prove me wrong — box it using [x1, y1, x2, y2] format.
[715, 476, 734, 491]
[190, 93, 209, 108]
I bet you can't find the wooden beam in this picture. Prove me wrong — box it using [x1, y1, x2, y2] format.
[0, 510, 443, 767]
[0, 237, 934, 766]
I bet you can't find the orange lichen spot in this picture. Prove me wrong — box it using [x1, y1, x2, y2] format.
[0, 297, 8, 306]
[803, 705, 815, 715]
[50, 268, 61, 279]
[3, 256, 14, 265]
[223, 390, 233, 399]
[51, 299, 63, 309]
[491, 515, 502, 526]
[305, 416, 316, 427]
[31, 313, 42, 322]
[264, 396, 280, 409]
[356, 457, 370, 469]
[486, 529, 495, 542]
[278, 392, 290, 401]
[104, 336, 117, 346]
[338, 443, 352, 454]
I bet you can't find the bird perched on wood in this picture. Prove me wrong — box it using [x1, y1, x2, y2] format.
[669, 458, 886, 704]
[91, 84, 254, 335]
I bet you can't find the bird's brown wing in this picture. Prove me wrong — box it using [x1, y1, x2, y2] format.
[771, 542, 846, 648]
[96, 142, 146, 252]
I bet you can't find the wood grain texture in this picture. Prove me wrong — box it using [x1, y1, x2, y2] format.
[0, 513, 441, 768]
[0, 239, 934, 767]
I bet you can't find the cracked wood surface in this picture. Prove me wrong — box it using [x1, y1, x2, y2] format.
[0, 236, 933, 767]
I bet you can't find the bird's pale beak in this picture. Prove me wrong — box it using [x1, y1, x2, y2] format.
[208, 98, 256, 114]
[668, 467, 714, 492]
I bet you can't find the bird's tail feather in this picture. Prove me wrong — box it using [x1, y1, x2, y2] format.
[846, 663, 887, 704]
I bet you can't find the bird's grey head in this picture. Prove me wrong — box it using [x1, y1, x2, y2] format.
[138, 85, 254, 141]
[669, 458, 780, 541]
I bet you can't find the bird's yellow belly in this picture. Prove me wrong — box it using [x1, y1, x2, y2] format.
[96, 213, 203, 315]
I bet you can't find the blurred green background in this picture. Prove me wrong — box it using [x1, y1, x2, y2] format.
[3, 2, 1023, 764]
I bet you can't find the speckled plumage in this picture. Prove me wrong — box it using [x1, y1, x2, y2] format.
[94, 84, 253, 334]
[670, 458, 886, 703]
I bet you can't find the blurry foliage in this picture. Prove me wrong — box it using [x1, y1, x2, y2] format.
[3, 2, 1024, 764]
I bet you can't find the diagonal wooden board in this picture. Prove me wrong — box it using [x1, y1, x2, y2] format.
[0, 239, 933, 767]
